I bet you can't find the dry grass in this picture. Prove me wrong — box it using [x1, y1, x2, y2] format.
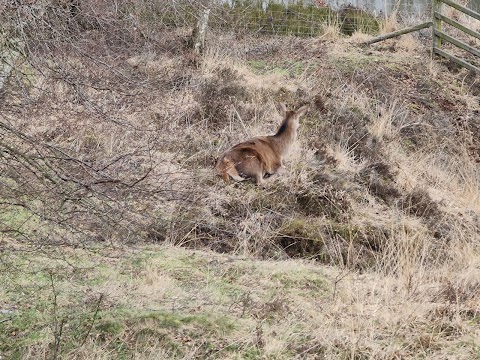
[320, 23, 343, 41]
[380, 11, 399, 34]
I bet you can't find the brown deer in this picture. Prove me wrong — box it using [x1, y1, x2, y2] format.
[216, 104, 309, 185]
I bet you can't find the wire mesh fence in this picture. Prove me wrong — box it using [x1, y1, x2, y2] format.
[219, 4, 380, 36]
[144, 0, 436, 36]
[152, 0, 480, 73]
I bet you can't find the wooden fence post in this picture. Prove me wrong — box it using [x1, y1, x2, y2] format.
[432, 0, 443, 48]
[191, 9, 210, 55]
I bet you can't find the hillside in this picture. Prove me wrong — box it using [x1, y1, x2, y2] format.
[1, 2, 480, 359]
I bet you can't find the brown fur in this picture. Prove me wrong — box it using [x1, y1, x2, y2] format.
[216, 104, 309, 185]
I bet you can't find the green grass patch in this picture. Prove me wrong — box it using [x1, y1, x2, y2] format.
[0, 298, 236, 359]
[0, 246, 333, 359]
[0, 203, 40, 234]
[331, 53, 392, 71]
[248, 60, 307, 78]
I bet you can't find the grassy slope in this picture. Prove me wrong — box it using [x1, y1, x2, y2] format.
[1, 245, 333, 359]
[1, 244, 479, 359]
[1, 24, 480, 359]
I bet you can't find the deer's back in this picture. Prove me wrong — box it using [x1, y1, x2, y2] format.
[226, 136, 281, 172]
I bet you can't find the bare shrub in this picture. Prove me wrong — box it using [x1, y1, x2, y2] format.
[400, 187, 443, 221]
[359, 161, 401, 204]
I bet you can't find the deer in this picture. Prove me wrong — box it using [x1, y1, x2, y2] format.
[215, 104, 309, 185]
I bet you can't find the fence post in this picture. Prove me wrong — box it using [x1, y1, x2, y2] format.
[262, 0, 268, 12]
[432, 0, 443, 48]
[191, 8, 210, 55]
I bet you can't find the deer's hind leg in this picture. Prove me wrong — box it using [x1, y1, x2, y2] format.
[254, 172, 266, 185]
[255, 163, 279, 185]
[233, 153, 263, 184]
[261, 161, 284, 183]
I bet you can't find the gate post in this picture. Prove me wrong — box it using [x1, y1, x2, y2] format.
[432, 0, 443, 48]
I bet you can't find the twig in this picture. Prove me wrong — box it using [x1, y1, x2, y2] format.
[0, 317, 13, 324]
[333, 269, 350, 301]
[80, 293, 104, 347]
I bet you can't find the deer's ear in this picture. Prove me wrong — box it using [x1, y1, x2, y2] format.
[296, 105, 309, 118]
[277, 103, 287, 117]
